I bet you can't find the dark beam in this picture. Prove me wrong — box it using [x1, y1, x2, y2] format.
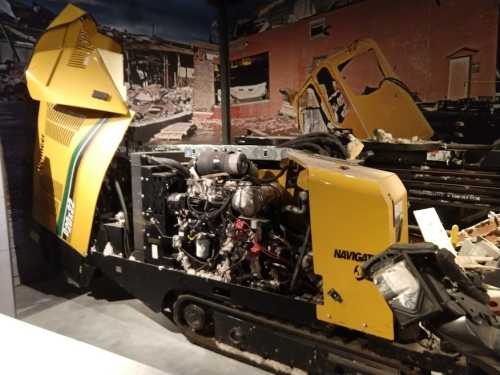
[218, 0, 231, 144]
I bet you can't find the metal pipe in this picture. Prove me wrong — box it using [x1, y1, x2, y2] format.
[218, 0, 231, 144]
[115, 180, 130, 257]
[289, 225, 311, 292]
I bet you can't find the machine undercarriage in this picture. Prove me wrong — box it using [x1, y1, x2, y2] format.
[88, 143, 500, 374]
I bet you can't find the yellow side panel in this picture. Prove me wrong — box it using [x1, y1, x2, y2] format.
[98, 49, 127, 102]
[340, 75, 432, 140]
[32, 102, 132, 255]
[29, 4, 131, 256]
[290, 151, 408, 340]
[69, 115, 131, 254]
[26, 15, 128, 115]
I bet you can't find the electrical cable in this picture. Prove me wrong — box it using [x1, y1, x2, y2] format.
[245, 167, 287, 184]
[146, 156, 190, 177]
[114, 180, 130, 257]
[289, 225, 311, 292]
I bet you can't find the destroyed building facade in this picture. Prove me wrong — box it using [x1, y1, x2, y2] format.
[207, 0, 498, 131]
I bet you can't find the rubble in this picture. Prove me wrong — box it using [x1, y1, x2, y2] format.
[371, 128, 426, 144]
[277, 87, 298, 118]
[150, 122, 197, 142]
[128, 84, 193, 125]
[459, 212, 500, 247]
[455, 212, 500, 271]
[0, 61, 27, 102]
[232, 115, 299, 136]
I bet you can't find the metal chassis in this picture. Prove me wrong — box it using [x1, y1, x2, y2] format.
[88, 250, 499, 375]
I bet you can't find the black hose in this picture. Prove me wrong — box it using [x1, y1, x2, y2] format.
[146, 156, 190, 177]
[281, 133, 348, 159]
[289, 142, 329, 155]
[246, 167, 287, 184]
[289, 225, 311, 292]
[114, 180, 130, 257]
[187, 194, 233, 220]
[179, 245, 209, 265]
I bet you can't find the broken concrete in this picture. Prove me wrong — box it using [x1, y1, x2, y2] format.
[459, 212, 500, 247]
[128, 84, 193, 126]
[371, 128, 425, 144]
[150, 122, 197, 142]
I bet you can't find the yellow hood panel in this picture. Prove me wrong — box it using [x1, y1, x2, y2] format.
[28, 4, 132, 255]
[26, 5, 128, 115]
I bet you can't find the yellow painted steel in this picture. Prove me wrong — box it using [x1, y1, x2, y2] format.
[290, 150, 409, 340]
[28, 4, 132, 256]
[295, 39, 434, 140]
[26, 4, 128, 115]
[32, 103, 131, 255]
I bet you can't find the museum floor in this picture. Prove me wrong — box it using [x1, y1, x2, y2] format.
[15, 276, 269, 375]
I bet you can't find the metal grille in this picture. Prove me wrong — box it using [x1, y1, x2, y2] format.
[68, 29, 93, 69]
[45, 105, 85, 146]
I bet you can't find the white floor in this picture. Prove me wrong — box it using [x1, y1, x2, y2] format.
[15, 277, 270, 375]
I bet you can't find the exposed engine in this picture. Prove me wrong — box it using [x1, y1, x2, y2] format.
[119, 149, 320, 299]
[94, 146, 500, 364]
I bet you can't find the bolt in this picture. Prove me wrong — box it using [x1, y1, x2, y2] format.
[362, 323, 368, 328]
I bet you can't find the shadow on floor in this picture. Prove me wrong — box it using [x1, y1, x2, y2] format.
[87, 273, 179, 332]
[88, 273, 133, 301]
[17, 271, 180, 333]
[15, 274, 83, 318]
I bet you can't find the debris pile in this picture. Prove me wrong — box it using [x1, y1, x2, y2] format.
[371, 128, 426, 144]
[232, 115, 299, 136]
[454, 212, 500, 315]
[459, 212, 500, 249]
[0, 60, 29, 102]
[128, 84, 192, 124]
[278, 88, 297, 118]
[150, 122, 197, 143]
[455, 212, 500, 271]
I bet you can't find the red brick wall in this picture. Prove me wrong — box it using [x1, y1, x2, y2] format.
[223, 0, 498, 119]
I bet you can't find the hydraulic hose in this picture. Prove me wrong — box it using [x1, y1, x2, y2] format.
[114, 180, 130, 257]
[146, 156, 190, 177]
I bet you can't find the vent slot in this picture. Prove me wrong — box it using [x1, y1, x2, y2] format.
[68, 30, 93, 69]
[45, 105, 85, 146]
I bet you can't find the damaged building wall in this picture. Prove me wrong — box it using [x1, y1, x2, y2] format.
[218, 0, 498, 120]
[193, 47, 216, 112]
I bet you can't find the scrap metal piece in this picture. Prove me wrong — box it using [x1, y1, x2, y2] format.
[459, 212, 500, 247]
[294, 38, 434, 139]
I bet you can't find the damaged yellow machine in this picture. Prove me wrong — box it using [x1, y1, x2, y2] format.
[293, 38, 433, 140]
[27, 5, 500, 374]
